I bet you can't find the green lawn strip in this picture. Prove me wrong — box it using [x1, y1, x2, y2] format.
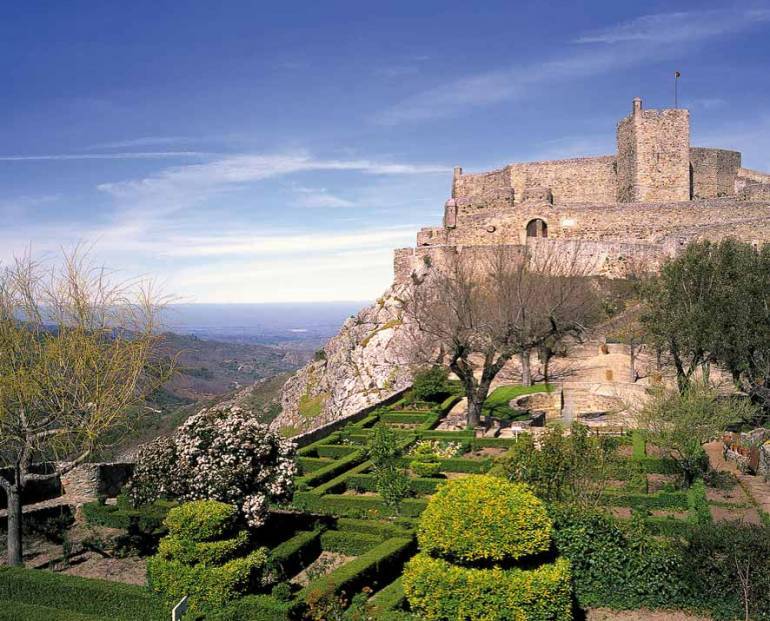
[482, 384, 552, 418]
[0, 600, 107, 621]
[0, 567, 166, 621]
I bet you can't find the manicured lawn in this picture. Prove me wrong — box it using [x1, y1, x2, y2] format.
[482, 384, 552, 419]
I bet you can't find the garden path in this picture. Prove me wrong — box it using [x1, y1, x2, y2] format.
[705, 441, 770, 517]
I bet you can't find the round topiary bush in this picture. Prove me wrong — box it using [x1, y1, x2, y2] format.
[404, 475, 572, 621]
[417, 474, 553, 562]
[403, 554, 573, 621]
[147, 500, 270, 612]
[164, 500, 237, 542]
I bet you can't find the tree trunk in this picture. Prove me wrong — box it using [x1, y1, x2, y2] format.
[466, 396, 483, 429]
[6, 484, 23, 566]
[629, 344, 637, 383]
[520, 350, 532, 386]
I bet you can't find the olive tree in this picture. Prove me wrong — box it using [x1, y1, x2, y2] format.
[404, 244, 598, 427]
[0, 251, 171, 565]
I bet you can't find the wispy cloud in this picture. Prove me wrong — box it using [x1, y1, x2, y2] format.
[97, 153, 448, 219]
[378, 7, 770, 124]
[85, 136, 200, 149]
[575, 9, 770, 44]
[293, 186, 356, 208]
[0, 151, 210, 161]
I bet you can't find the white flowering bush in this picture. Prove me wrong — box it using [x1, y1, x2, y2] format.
[408, 440, 463, 459]
[129, 405, 297, 528]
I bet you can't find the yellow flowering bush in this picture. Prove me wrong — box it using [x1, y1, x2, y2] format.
[404, 475, 572, 620]
[417, 475, 552, 562]
[403, 554, 572, 621]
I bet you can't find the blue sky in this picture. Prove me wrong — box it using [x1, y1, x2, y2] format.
[2, 1, 770, 302]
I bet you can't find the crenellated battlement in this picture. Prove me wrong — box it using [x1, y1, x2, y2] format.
[395, 98, 770, 285]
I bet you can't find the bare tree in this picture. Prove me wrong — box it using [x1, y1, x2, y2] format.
[0, 250, 172, 565]
[403, 243, 598, 428]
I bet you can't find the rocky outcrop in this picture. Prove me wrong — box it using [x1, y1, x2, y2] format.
[271, 284, 417, 435]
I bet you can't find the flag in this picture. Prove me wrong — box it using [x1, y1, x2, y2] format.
[675, 71, 681, 78]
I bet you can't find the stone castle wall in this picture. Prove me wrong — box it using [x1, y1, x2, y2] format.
[508, 156, 617, 206]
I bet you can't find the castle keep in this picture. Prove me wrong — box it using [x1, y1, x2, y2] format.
[394, 98, 770, 281]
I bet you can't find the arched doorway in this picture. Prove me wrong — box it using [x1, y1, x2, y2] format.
[526, 218, 548, 238]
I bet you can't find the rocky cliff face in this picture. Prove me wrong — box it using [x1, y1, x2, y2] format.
[270, 283, 417, 436]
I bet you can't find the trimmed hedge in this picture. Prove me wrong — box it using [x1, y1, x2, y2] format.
[295, 448, 367, 491]
[403, 554, 572, 621]
[320, 530, 382, 555]
[347, 473, 443, 496]
[0, 567, 166, 621]
[293, 491, 428, 518]
[297, 456, 333, 473]
[299, 537, 413, 601]
[334, 518, 414, 539]
[316, 444, 359, 459]
[381, 412, 432, 425]
[370, 576, 407, 614]
[469, 437, 518, 449]
[269, 529, 323, 580]
[82, 497, 174, 533]
[602, 489, 688, 511]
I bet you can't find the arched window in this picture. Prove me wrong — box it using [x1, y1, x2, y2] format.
[526, 218, 548, 238]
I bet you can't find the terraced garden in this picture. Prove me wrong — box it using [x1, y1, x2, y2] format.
[3, 385, 769, 620]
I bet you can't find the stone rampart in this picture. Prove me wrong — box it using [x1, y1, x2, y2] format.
[690, 147, 741, 198]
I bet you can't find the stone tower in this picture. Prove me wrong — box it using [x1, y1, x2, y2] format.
[616, 97, 691, 203]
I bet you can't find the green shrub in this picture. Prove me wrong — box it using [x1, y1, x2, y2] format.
[147, 548, 269, 609]
[686, 479, 712, 524]
[149, 500, 270, 612]
[409, 460, 442, 478]
[0, 566, 166, 620]
[550, 506, 687, 610]
[403, 553, 572, 621]
[410, 366, 451, 403]
[207, 593, 298, 621]
[682, 522, 770, 620]
[157, 530, 250, 566]
[164, 500, 237, 542]
[417, 475, 552, 563]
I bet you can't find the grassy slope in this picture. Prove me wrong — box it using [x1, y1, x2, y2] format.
[483, 384, 552, 419]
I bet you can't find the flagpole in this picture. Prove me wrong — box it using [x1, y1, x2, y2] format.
[674, 71, 680, 108]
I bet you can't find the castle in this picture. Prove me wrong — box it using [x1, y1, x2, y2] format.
[394, 98, 770, 282]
